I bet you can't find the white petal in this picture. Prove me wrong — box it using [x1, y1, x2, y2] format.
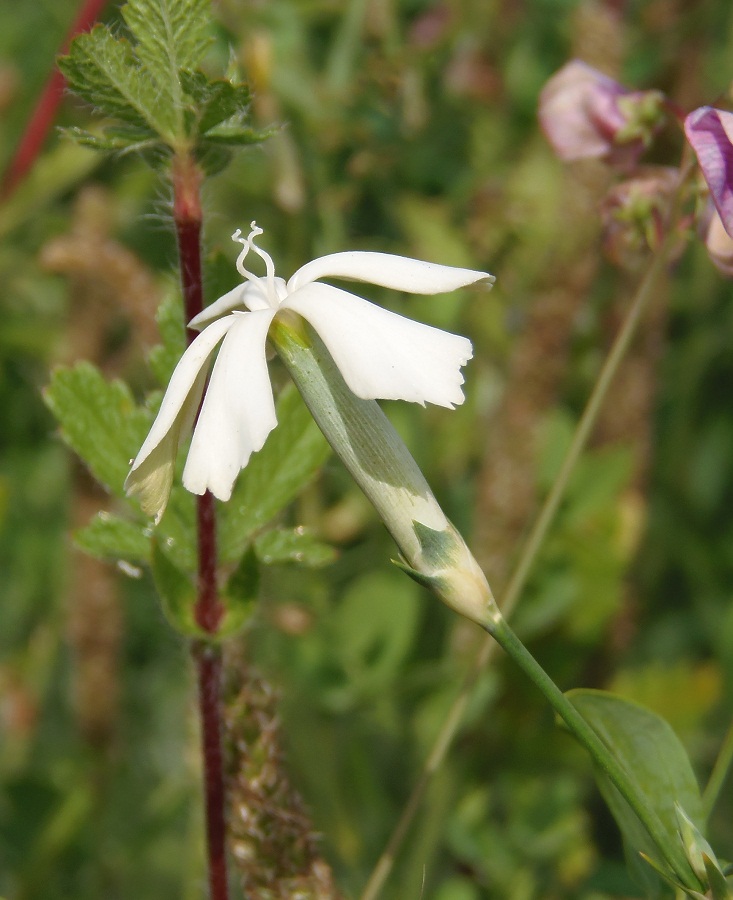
[284, 283, 473, 408]
[287, 251, 494, 295]
[189, 281, 270, 330]
[125, 315, 236, 519]
[183, 309, 277, 500]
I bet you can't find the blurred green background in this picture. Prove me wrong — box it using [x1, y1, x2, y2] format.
[1, 0, 733, 897]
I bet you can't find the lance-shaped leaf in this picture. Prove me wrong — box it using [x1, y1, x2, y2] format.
[567, 689, 702, 892]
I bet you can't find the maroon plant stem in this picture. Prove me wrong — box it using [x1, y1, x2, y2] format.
[0, 0, 108, 199]
[173, 152, 229, 900]
[194, 643, 229, 900]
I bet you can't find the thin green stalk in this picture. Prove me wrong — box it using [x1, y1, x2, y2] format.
[488, 616, 699, 890]
[701, 718, 733, 823]
[359, 170, 692, 900]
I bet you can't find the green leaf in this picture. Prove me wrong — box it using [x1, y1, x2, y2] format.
[254, 527, 337, 568]
[567, 689, 702, 892]
[179, 70, 252, 135]
[218, 384, 330, 564]
[148, 289, 186, 386]
[44, 362, 152, 495]
[122, 0, 211, 105]
[151, 540, 200, 636]
[59, 26, 176, 141]
[75, 512, 151, 565]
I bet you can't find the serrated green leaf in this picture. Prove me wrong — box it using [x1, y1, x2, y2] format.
[148, 289, 186, 386]
[218, 384, 330, 564]
[151, 540, 200, 636]
[202, 126, 275, 146]
[75, 512, 151, 564]
[254, 527, 337, 568]
[44, 362, 152, 495]
[62, 123, 166, 158]
[59, 26, 176, 141]
[123, 0, 211, 119]
[179, 70, 252, 135]
[568, 690, 702, 892]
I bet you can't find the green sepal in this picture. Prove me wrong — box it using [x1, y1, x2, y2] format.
[74, 512, 151, 565]
[704, 855, 733, 900]
[151, 540, 202, 637]
[676, 807, 733, 899]
[391, 557, 439, 592]
[412, 520, 454, 568]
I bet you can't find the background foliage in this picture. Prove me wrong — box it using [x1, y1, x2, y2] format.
[1, 0, 732, 898]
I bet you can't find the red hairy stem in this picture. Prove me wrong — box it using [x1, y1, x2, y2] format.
[1, 0, 108, 198]
[172, 151, 229, 900]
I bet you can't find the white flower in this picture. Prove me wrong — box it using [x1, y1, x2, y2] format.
[126, 223, 494, 520]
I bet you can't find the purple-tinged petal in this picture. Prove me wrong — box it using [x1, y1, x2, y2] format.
[539, 60, 628, 161]
[685, 106, 733, 237]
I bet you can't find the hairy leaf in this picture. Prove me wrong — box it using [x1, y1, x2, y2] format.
[122, 0, 211, 104]
[254, 527, 337, 568]
[44, 362, 152, 495]
[75, 512, 151, 565]
[59, 26, 177, 141]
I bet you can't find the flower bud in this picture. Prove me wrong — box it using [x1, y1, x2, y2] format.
[539, 60, 665, 169]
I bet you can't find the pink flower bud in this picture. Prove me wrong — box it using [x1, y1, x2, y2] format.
[539, 60, 664, 169]
[684, 106, 733, 238]
[600, 167, 682, 270]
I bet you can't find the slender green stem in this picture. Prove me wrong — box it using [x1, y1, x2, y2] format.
[359, 168, 694, 900]
[489, 616, 698, 890]
[701, 718, 733, 823]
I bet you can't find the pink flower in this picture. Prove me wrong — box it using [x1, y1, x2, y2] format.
[684, 106, 733, 237]
[539, 60, 664, 168]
